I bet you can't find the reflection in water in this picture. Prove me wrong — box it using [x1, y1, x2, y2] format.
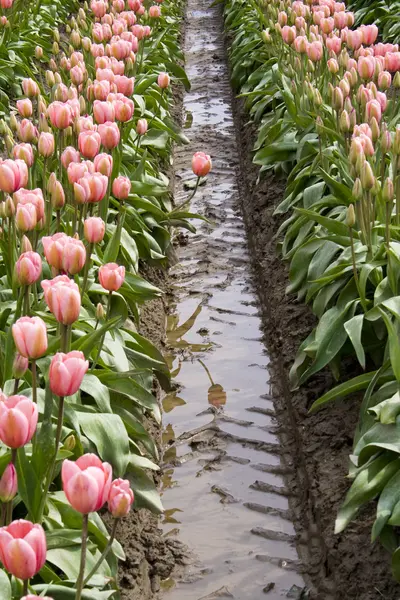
[198, 359, 227, 409]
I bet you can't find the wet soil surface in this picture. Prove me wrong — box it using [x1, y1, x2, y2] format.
[160, 1, 309, 599]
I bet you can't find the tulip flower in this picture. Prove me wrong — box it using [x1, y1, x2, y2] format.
[0, 396, 38, 448]
[136, 118, 148, 135]
[108, 478, 134, 517]
[78, 130, 102, 159]
[18, 119, 37, 143]
[61, 146, 81, 169]
[49, 351, 89, 397]
[15, 252, 42, 286]
[12, 316, 47, 360]
[114, 97, 134, 122]
[38, 132, 55, 158]
[115, 75, 134, 96]
[77, 172, 108, 203]
[192, 152, 212, 177]
[62, 454, 112, 513]
[99, 263, 125, 291]
[16, 99, 33, 118]
[149, 5, 161, 18]
[84, 217, 105, 243]
[0, 159, 28, 193]
[13, 143, 34, 167]
[50, 179, 65, 210]
[41, 276, 81, 325]
[0, 464, 17, 504]
[94, 153, 113, 177]
[157, 72, 170, 89]
[0, 520, 46, 582]
[112, 176, 131, 200]
[98, 121, 120, 149]
[48, 101, 73, 130]
[16, 203, 37, 232]
[14, 188, 45, 220]
[12, 354, 28, 379]
[22, 78, 40, 97]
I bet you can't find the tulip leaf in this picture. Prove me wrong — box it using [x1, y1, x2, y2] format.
[344, 314, 366, 370]
[127, 465, 164, 514]
[80, 374, 112, 413]
[0, 569, 11, 600]
[16, 446, 42, 522]
[373, 470, 400, 541]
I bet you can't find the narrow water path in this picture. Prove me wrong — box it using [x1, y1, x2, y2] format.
[160, 2, 306, 598]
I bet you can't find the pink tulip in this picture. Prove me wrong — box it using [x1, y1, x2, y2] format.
[13, 354, 29, 379]
[326, 35, 341, 54]
[149, 5, 161, 17]
[48, 101, 73, 130]
[0, 520, 46, 580]
[70, 65, 85, 87]
[99, 262, 125, 291]
[157, 72, 170, 89]
[68, 162, 89, 185]
[110, 59, 125, 76]
[307, 41, 323, 62]
[16, 99, 33, 118]
[49, 351, 89, 397]
[41, 276, 81, 325]
[12, 316, 47, 360]
[62, 454, 112, 514]
[378, 71, 392, 90]
[0, 159, 28, 194]
[327, 58, 339, 74]
[78, 130, 102, 159]
[77, 172, 108, 203]
[91, 0, 107, 17]
[51, 179, 65, 210]
[293, 36, 307, 53]
[108, 478, 134, 517]
[84, 217, 106, 243]
[13, 143, 34, 167]
[22, 79, 39, 98]
[0, 396, 38, 448]
[360, 24, 378, 46]
[192, 152, 212, 177]
[112, 176, 131, 200]
[94, 153, 113, 177]
[113, 0, 125, 11]
[136, 118, 148, 135]
[63, 238, 86, 274]
[61, 146, 81, 169]
[320, 17, 334, 34]
[114, 97, 134, 122]
[18, 119, 37, 143]
[0, 464, 17, 503]
[14, 188, 45, 220]
[115, 75, 134, 96]
[358, 56, 375, 80]
[42, 232, 66, 270]
[76, 116, 96, 135]
[16, 203, 37, 232]
[110, 40, 132, 60]
[93, 100, 115, 124]
[93, 80, 111, 101]
[38, 132, 55, 158]
[98, 121, 120, 149]
[366, 99, 382, 123]
[347, 29, 363, 51]
[15, 251, 42, 286]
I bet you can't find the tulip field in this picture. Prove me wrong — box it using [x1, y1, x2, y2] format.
[223, 0, 400, 588]
[0, 0, 210, 595]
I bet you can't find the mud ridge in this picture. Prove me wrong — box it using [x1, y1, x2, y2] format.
[228, 33, 400, 600]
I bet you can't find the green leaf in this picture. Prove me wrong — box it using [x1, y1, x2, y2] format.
[80, 374, 112, 413]
[310, 371, 384, 412]
[344, 314, 365, 369]
[127, 465, 163, 513]
[373, 469, 400, 541]
[0, 570, 11, 600]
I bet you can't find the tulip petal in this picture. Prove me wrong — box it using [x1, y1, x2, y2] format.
[4, 538, 37, 579]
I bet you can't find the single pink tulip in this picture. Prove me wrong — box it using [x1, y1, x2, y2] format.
[84, 217, 106, 243]
[70, 65, 85, 87]
[98, 121, 120, 149]
[112, 176, 131, 200]
[93, 80, 111, 101]
[38, 132, 55, 158]
[358, 56, 375, 80]
[41, 275, 81, 325]
[99, 262, 125, 291]
[93, 100, 115, 124]
[91, 0, 107, 17]
[22, 79, 40, 98]
[110, 40, 132, 60]
[366, 99, 382, 123]
[16, 203, 37, 232]
[12, 316, 47, 360]
[110, 59, 125, 76]
[13, 143, 34, 167]
[16, 99, 33, 118]
[114, 97, 134, 122]
[0, 520, 46, 580]
[49, 351, 89, 397]
[157, 72, 170, 89]
[78, 130, 102, 159]
[47, 101, 73, 130]
[136, 118, 148, 135]
[0, 395, 38, 448]
[14, 188, 45, 220]
[76, 116, 96, 135]
[115, 75, 134, 96]
[108, 478, 134, 517]
[62, 454, 112, 513]
[326, 35, 341, 54]
[0, 159, 28, 193]
[94, 153, 113, 177]
[77, 172, 108, 203]
[42, 232, 68, 271]
[0, 464, 17, 502]
[149, 5, 161, 18]
[62, 238, 86, 275]
[360, 24, 378, 46]
[15, 251, 42, 286]
[192, 152, 212, 177]
[68, 162, 90, 185]
[378, 71, 392, 90]
[61, 146, 81, 169]
[18, 119, 37, 143]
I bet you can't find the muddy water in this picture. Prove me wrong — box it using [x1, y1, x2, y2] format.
[160, 2, 306, 599]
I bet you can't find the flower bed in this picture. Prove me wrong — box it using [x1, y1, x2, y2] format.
[0, 0, 212, 597]
[225, 0, 400, 583]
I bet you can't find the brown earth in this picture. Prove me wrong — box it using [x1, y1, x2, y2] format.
[230, 92, 400, 599]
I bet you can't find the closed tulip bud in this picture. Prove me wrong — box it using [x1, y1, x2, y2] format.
[327, 58, 339, 74]
[381, 128, 392, 154]
[383, 178, 394, 202]
[313, 89, 322, 107]
[108, 478, 134, 517]
[0, 520, 46, 579]
[332, 87, 343, 110]
[64, 434, 76, 451]
[51, 180, 65, 209]
[38, 132, 55, 158]
[157, 71, 170, 89]
[9, 114, 17, 131]
[12, 316, 47, 359]
[20, 235, 32, 254]
[346, 204, 356, 228]
[262, 29, 271, 43]
[352, 178, 363, 201]
[96, 302, 105, 320]
[394, 127, 400, 155]
[5, 196, 14, 218]
[79, 96, 86, 115]
[112, 176, 131, 200]
[70, 30, 81, 48]
[315, 116, 324, 135]
[62, 454, 112, 514]
[394, 72, 400, 89]
[99, 262, 125, 291]
[94, 153, 113, 176]
[136, 118, 148, 135]
[0, 464, 17, 503]
[47, 171, 57, 196]
[52, 41, 59, 55]
[16, 203, 37, 232]
[192, 151, 212, 177]
[22, 78, 39, 98]
[12, 353, 28, 379]
[360, 161, 375, 190]
[16, 99, 33, 119]
[370, 117, 380, 143]
[84, 216, 105, 243]
[15, 251, 42, 286]
[339, 110, 350, 133]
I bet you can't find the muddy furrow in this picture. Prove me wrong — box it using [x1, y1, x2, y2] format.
[159, 2, 313, 599]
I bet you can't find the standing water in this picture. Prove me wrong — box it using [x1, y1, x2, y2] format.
[160, 1, 306, 598]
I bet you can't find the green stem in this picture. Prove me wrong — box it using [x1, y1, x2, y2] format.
[22, 579, 28, 597]
[172, 176, 200, 213]
[31, 360, 37, 404]
[75, 514, 89, 600]
[23, 285, 30, 316]
[82, 519, 119, 587]
[81, 243, 94, 298]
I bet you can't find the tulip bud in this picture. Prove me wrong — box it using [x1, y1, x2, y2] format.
[332, 87, 343, 110]
[381, 128, 392, 154]
[0, 464, 17, 503]
[96, 303, 105, 320]
[35, 46, 43, 60]
[13, 353, 29, 379]
[9, 113, 18, 131]
[51, 180, 65, 209]
[370, 117, 380, 143]
[352, 178, 363, 201]
[20, 235, 32, 253]
[339, 110, 350, 133]
[315, 116, 324, 135]
[346, 204, 356, 228]
[360, 161, 375, 190]
[64, 434, 76, 451]
[5, 196, 15, 218]
[47, 172, 57, 196]
[262, 29, 271, 43]
[383, 178, 394, 203]
[394, 127, 400, 155]
[394, 72, 400, 89]
[52, 41, 60, 55]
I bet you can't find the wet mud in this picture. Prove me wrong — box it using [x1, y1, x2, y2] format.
[160, 0, 308, 598]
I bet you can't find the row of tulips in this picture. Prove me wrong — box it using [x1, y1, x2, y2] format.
[0, 0, 211, 596]
[226, 0, 400, 582]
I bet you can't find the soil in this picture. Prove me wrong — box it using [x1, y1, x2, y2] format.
[230, 77, 400, 600]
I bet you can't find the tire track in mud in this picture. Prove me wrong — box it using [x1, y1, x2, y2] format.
[159, 1, 317, 598]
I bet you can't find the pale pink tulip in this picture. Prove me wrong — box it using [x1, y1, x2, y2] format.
[47, 101, 73, 130]
[115, 75, 134, 96]
[98, 121, 120, 149]
[157, 71, 170, 89]
[13, 143, 34, 167]
[192, 152, 212, 177]
[99, 262, 125, 291]
[14, 188, 45, 220]
[16, 203, 37, 232]
[136, 118, 148, 135]
[22, 79, 39, 98]
[78, 130, 102, 159]
[108, 478, 134, 517]
[62, 454, 112, 513]
[15, 251, 42, 286]
[94, 153, 113, 177]
[61, 146, 81, 169]
[16, 99, 33, 118]
[0, 465, 17, 503]
[93, 100, 115, 124]
[0, 520, 46, 579]
[49, 351, 89, 397]
[77, 172, 108, 203]
[12, 316, 47, 359]
[41, 276, 81, 325]
[38, 132, 55, 158]
[0, 159, 28, 193]
[84, 217, 106, 243]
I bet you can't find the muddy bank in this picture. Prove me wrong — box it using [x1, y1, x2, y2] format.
[230, 80, 400, 600]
